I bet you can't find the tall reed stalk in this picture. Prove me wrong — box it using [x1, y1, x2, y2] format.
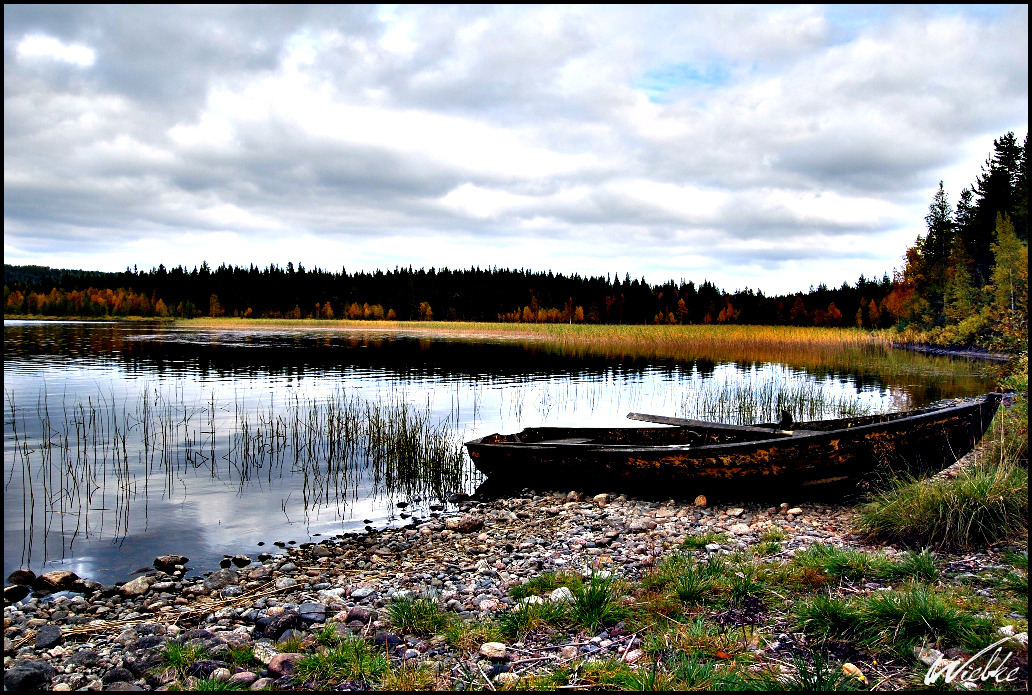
[4, 385, 472, 567]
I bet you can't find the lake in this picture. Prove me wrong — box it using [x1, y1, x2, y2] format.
[3, 320, 995, 586]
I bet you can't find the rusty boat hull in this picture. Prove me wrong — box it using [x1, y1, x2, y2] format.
[464, 393, 1003, 493]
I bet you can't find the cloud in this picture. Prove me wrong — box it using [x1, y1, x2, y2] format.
[2, 5, 1027, 293]
[16, 34, 95, 66]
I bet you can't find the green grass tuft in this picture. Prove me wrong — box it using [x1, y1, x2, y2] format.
[859, 583, 987, 652]
[497, 598, 570, 640]
[857, 460, 1028, 551]
[681, 531, 728, 550]
[293, 636, 390, 686]
[792, 594, 864, 642]
[160, 641, 208, 677]
[509, 572, 583, 600]
[569, 570, 628, 631]
[385, 594, 451, 635]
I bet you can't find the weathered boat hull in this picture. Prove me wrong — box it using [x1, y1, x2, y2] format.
[464, 393, 1003, 493]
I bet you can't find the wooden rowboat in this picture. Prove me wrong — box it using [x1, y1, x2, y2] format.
[464, 393, 1003, 492]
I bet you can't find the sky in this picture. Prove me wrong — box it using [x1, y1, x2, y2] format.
[3, 5, 1028, 294]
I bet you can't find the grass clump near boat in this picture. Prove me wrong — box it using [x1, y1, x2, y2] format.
[858, 359, 1028, 552]
[856, 461, 1028, 551]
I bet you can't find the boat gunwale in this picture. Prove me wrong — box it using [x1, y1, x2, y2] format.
[464, 393, 1002, 457]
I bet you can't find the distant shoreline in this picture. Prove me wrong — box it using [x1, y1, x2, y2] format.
[892, 342, 1012, 362]
[7, 316, 1017, 362]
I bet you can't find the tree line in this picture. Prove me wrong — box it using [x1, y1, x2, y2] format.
[4, 132, 1026, 347]
[4, 261, 895, 329]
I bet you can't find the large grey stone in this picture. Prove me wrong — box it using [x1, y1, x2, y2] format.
[203, 569, 239, 591]
[153, 554, 188, 573]
[299, 602, 326, 622]
[120, 575, 154, 596]
[34, 624, 62, 649]
[3, 656, 55, 689]
[7, 569, 36, 585]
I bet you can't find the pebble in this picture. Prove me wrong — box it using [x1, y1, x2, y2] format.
[479, 641, 508, 659]
[1, 491, 975, 691]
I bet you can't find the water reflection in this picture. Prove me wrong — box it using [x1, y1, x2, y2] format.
[3, 320, 995, 586]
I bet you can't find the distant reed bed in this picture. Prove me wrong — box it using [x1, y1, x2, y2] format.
[533, 324, 889, 367]
[183, 319, 889, 365]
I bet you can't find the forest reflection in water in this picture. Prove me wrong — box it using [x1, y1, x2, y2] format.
[3, 320, 996, 585]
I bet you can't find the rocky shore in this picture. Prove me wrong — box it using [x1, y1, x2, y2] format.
[4, 484, 1026, 691]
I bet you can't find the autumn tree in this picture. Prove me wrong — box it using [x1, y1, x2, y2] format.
[988, 214, 1029, 351]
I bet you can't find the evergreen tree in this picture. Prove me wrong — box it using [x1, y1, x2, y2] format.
[920, 181, 955, 324]
[943, 235, 979, 326]
[988, 214, 1029, 351]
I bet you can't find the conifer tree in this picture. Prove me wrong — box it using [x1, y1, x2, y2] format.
[988, 214, 1029, 350]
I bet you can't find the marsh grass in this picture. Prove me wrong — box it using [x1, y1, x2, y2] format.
[679, 374, 876, 426]
[183, 319, 980, 413]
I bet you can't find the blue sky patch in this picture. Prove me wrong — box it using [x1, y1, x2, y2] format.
[636, 63, 731, 103]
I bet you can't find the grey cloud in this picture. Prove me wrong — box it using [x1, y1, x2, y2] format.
[2, 5, 1027, 293]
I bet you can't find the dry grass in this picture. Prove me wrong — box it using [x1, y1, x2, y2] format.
[179, 319, 894, 371]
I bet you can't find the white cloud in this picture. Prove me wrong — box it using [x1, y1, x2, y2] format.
[16, 34, 95, 66]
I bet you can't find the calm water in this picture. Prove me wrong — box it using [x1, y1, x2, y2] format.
[3, 320, 994, 586]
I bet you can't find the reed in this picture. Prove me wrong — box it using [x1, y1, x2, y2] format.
[3, 384, 472, 567]
[182, 318, 892, 369]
